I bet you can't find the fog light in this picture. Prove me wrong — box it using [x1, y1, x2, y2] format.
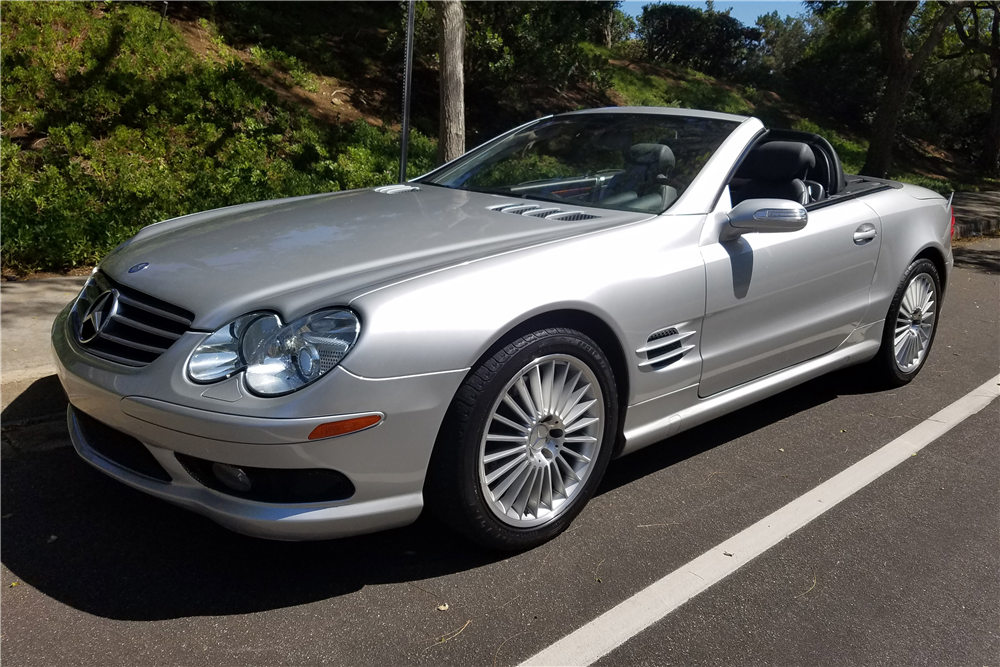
[211, 462, 252, 493]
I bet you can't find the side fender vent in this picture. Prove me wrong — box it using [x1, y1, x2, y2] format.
[374, 184, 421, 194]
[489, 203, 599, 221]
[636, 326, 696, 371]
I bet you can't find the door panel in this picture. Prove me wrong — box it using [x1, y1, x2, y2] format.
[698, 199, 881, 397]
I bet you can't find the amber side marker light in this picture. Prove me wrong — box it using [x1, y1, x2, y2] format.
[308, 414, 383, 440]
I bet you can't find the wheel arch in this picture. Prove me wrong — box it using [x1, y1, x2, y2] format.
[489, 310, 630, 437]
[913, 245, 948, 296]
[429, 308, 632, 479]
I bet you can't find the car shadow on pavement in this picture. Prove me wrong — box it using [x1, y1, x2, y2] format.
[0, 366, 878, 622]
[1, 445, 508, 621]
[1, 375, 68, 425]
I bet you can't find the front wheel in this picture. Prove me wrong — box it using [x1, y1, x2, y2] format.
[426, 328, 618, 550]
[869, 258, 941, 387]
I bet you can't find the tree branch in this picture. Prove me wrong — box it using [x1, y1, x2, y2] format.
[907, 2, 966, 77]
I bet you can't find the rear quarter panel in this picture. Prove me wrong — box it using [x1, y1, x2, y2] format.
[859, 188, 952, 327]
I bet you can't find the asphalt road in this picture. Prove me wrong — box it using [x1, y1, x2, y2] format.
[1, 238, 997, 667]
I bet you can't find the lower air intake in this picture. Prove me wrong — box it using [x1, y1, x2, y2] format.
[176, 454, 355, 504]
[73, 408, 171, 482]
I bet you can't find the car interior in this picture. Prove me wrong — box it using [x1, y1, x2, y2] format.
[601, 142, 680, 213]
[728, 132, 846, 208]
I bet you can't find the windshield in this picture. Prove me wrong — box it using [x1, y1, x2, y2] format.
[422, 113, 741, 214]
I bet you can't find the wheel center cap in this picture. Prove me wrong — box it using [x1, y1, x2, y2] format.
[912, 309, 923, 325]
[528, 424, 549, 453]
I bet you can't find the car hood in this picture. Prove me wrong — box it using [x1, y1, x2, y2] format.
[101, 186, 646, 329]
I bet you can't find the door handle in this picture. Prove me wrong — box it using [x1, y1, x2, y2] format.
[853, 224, 878, 245]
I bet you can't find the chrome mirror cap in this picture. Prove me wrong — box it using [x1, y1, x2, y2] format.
[723, 198, 808, 241]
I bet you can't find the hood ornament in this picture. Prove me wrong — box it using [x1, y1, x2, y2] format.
[78, 289, 119, 344]
[128, 262, 149, 273]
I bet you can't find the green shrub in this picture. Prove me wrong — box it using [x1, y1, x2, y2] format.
[0, 2, 435, 274]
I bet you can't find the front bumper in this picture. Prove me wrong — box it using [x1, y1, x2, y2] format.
[53, 305, 467, 540]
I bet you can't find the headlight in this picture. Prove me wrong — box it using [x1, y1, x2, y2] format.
[188, 309, 360, 396]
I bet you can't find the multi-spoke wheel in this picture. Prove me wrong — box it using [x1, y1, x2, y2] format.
[893, 273, 936, 373]
[426, 328, 618, 550]
[479, 354, 604, 528]
[870, 258, 942, 387]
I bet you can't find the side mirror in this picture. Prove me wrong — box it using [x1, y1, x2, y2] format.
[722, 199, 808, 241]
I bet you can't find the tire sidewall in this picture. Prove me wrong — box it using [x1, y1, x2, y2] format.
[435, 328, 618, 550]
[880, 258, 942, 385]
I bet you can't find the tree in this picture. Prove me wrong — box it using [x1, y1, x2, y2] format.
[953, 2, 1000, 175]
[589, 2, 635, 48]
[435, 0, 465, 164]
[638, 3, 761, 79]
[755, 11, 815, 76]
[862, 1, 965, 178]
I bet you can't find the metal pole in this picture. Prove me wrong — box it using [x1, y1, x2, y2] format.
[158, 1, 168, 31]
[399, 0, 415, 183]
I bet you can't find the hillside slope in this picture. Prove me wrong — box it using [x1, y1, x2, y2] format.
[0, 2, 984, 276]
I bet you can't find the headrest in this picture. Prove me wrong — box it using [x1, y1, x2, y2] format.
[592, 132, 632, 151]
[628, 143, 676, 173]
[736, 141, 815, 181]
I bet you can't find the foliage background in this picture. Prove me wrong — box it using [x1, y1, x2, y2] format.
[1, 1, 994, 275]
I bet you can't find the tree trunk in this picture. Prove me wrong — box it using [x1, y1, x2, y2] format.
[863, 77, 912, 178]
[977, 6, 1000, 176]
[435, 0, 465, 165]
[862, 1, 963, 178]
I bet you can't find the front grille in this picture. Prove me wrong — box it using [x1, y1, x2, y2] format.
[73, 408, 171, 482]
[71, 271, 194, 367]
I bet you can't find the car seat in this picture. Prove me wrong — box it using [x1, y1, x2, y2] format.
[602, 143, 678, 212]
[731, 141, 815, 206]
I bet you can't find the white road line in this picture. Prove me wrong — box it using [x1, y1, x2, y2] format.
[522, 374, 1000, 667]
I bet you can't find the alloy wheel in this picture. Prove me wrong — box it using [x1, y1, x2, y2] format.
[893, 272, 937, 373]
[477, 354, 605, 528]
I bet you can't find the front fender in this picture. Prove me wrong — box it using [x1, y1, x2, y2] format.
[342, 215, 709, 407]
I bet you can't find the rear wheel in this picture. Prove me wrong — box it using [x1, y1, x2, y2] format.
[426, 328, 618, 550]
[869, 258, 941, 387]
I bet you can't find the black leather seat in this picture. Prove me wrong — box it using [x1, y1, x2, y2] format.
[731, 141, 816, 206]
[603, 143, 678, 212]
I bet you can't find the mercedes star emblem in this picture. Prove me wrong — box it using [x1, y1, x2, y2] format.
[78, 289, 119, 344]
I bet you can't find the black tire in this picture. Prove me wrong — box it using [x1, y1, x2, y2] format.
[425, 328, 618, 551]
[868, 258, 942, 387]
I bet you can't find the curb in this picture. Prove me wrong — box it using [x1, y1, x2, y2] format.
[952, 191, 1000, 240]
[954, 218, 1000, 239]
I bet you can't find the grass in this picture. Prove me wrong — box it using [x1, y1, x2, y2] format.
[0, 2, 433, 274]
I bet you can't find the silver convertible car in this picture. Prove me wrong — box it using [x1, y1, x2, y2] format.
[53, 107, 954, 550]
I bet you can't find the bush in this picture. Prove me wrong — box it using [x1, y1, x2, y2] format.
[0, 2, 434, 274]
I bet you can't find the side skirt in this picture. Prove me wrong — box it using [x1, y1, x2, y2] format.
[619, 322, 883, 457]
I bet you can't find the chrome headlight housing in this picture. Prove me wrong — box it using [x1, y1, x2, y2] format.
[188, 309, 360, 396]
